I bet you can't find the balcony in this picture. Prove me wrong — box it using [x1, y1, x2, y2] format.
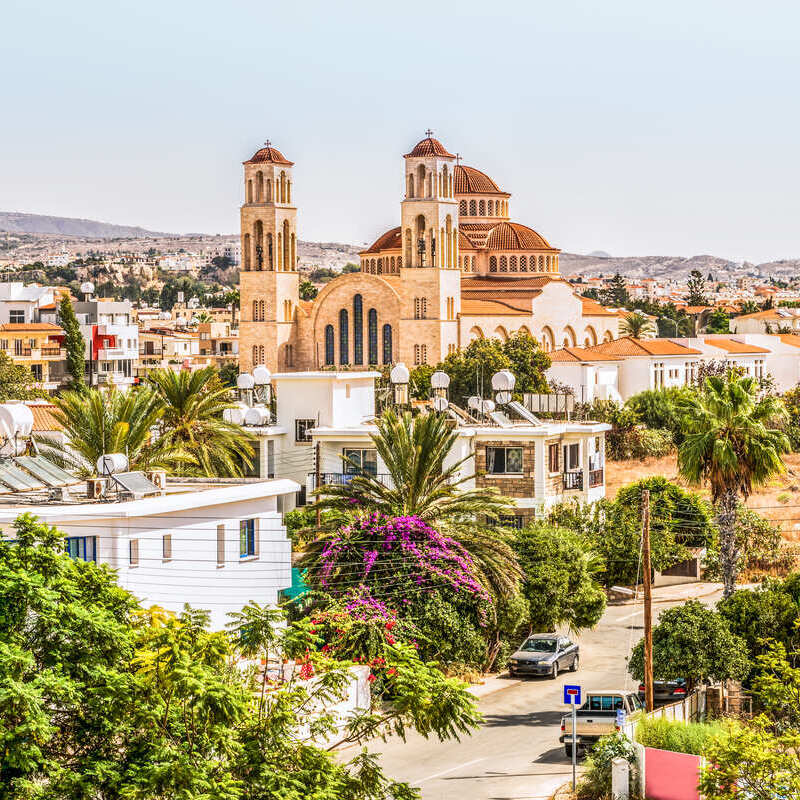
[307, 472, 393, 491]
[589, 468, 604, 488]
[97, 347, 129, 360]
[562, 471, 583, 491]
[41, 346, 65, 358]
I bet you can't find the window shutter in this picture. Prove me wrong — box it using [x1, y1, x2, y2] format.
[217, 524, 225, 567]
[129, 539, 139, 566]
[162, 534, 172, 561]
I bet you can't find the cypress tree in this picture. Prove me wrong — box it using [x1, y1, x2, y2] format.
[58, 295, 86, 391]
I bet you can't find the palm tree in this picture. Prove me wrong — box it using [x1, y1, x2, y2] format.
[677, 375, 789, 597]
[38, 386, 167, 476]
[619, 312, 657, 339]
[146, 366, 255, 477]
[192, 311, 213, 325]
[306, 409, 522, 601]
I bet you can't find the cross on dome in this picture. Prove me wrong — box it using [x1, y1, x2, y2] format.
[425, 128, 434, 138]
[263, 139, 272, 147]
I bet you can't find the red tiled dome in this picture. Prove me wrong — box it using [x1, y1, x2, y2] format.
[454, 165, 506, 195]
[244, 145, 294, 166]
[362, 226, 402, 254]
[487, 222, 553, 250]
[404, 136, 456, 158]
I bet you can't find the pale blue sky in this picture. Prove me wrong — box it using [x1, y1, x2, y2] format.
[3, 0, 799, 262]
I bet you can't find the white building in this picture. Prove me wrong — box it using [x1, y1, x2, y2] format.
[0, 470, 297, 630]
[72, 300, 139, 388]
[0, 282, 59, 324]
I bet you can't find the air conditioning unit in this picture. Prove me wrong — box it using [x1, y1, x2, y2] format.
[87, 477, 107, 498]
[146, 470, 167, 490]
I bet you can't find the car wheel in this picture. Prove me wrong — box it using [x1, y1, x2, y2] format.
[564, 744, 573, 758]
[551, 662, 559, 680]
[571, 655, 579, 672]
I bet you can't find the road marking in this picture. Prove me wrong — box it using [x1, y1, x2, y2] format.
[417, 757, 487, 784]
[617, 609, 643, 622]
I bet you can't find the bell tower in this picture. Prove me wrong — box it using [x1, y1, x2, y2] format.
[239, 142, 300, 372]
[398, 132, 461, 366]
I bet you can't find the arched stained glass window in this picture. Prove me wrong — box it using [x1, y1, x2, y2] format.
[368, 308, 378, 364]
[339, 309, 349, 364]
[353, 294, 363, 364]
[324, 324, 335, 365]
[382, 324, 392, 365]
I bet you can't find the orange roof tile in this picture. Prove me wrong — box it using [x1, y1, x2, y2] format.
[702, 337, 771, 354]
[486, 222, 555, 251]
[28, 404, 64, 432]
[453, 164, 508, 195]
[361, 226, 402, 254]
[460, 298, 530, 316]
[778, 334, 800, 348]
[549, 346, 623, 362]
[404, 136, 456, 158]
[0, 323, 63, 332]
[244, 144, 293, 166]
[458, 229, 477, 251]
[581, 297, 619, 317]
[684, 305, 713, 314]
[552, 336, 702, 360]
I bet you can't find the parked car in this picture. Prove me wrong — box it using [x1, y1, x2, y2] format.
[638, 678, 687, 705]
[559, 690, 644, 757]
[508, 633, 579, 679]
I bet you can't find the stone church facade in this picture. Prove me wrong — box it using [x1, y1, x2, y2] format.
[239, 135, 620, 373]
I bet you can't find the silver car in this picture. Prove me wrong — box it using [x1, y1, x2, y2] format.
[508, 633, 579, 679]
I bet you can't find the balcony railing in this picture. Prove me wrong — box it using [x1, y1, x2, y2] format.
[41, 347, 63, 357]
[563, 470, 583, 491]
[589, 468, 604, 488]
[308, 472, 393, 491]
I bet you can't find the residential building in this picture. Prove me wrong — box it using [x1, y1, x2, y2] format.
[137, 328, 200, 374]
[731, 307, 800, 334]
[0, 322, 67, 391]
[0, 282, 61, 324]
[198, 321, 238, 365]
[73, 300, 139, 388]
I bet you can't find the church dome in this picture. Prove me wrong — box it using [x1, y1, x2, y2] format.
[454, 165, 506, 195]
[487, 222, 553, 250]
[362, 226, 402, 254]
[404, 136, 456, 158]
[244, 144, 294, 166]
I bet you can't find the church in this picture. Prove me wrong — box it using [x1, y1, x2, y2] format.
[239, 134, 620, 373]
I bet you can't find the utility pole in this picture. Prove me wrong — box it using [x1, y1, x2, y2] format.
[642, 489, 654, 712]
[314, 441, 321, 528]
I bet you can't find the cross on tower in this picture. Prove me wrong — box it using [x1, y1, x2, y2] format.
[455, 153, 462, 166]
[425, 128, 434, 138]
[263, 139, 272, 148]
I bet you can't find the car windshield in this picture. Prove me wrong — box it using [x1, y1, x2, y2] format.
[521, 638, 557, 652]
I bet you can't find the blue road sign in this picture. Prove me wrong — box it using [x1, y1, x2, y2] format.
[563, 684, 582, 705]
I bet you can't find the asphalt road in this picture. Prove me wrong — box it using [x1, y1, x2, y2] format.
[372, 586, 723, 800]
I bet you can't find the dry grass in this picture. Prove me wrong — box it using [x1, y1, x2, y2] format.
[606, 453, 800, 543]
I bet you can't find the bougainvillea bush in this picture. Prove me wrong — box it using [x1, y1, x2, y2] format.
[303, 514, 493, 667]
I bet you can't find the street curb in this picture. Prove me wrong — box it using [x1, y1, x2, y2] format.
[611, 583, 722, 607]
[467, 675, 524, 698]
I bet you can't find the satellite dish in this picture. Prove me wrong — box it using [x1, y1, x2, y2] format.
[431, 396, 448, 412]
[80, 281, 95, 295]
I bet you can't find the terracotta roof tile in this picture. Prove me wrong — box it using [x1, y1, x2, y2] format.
[486, 222, 555, 251]
[554, 336, 703, 360]
[702, 337, 771, 354]
[244, 145, 293, 166]
[453, 164, 507, 195]
[404, 136, 456, 158]
[549, 346, 623, 362]
[28, 404, 64, 432]
[361, 226, 402, 254]
[461, 275, 556, 291]
[778, 334, 800, 348]
[581, 297, 619, 317]
[460, 298, 530, 316]
[458, 229, 477, 250]
[0, 323, 63, 332]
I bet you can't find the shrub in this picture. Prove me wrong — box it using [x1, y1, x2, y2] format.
[576, 732, 637, 800]
[626, 387, 695, 444]
[636, 717, 731, 756]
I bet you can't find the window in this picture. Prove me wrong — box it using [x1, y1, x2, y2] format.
[324, 324, 335, 365]
[216, 524, 225, 567]
[563, 442, 580, 471]
[162, 534, 172, 562]
[413, 297, 427, 319]
[66, 536, 96, 562]
[30, 364, 42, 381]
[498, 514, 524, 530]
[339, 308, 349, 364]
[486, 446, 523, 475]
[548, 443, 560, 473]
[353, 294, 363, 364]
[9, 310, 24, 324]
[239, 519, 257, 558]
[382, 324, 393, 364]
[129, 539, 139, 567]
[413, 344, 428, 365]
[295, 418, 315, 443]
[343, 447, 378, 476]
[368, 309, 378, 364]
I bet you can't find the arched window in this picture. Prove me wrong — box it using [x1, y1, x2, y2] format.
[520, 256, 527, 271]
[279, 171, 286, 203]
[397, 256, 402, 268]
[390, 256, 395, 271]
[382, 324, 392, 364]
[377, 259, 383, 275]
[285, 344, 293, 367]
[246, 180, 253, 203]
[479, 199, 485, 215]
[259, 300, 265, 321]
[500, 256, 508, 272]
[407, 174, 414, 198]
[253, 220, 264, 270]
[469, 199, 477, 216]
[489, 256, 497, 272]
[510, 256, 517, 270]
[368, 308, 378, 364]
[252, 345, 258, 363]
[266, 233, 273, 269]
[339, 309, 349, 364]
[276, 233, 282, 270]
[283, 220, 290, 271]
[324, 324, 335, 365]
[252, 300, 258, 321]
[255, 171, 263, 202]
[283, 299, 292, 322]
[460, 200, 468, 215]
[259, 345, 265, 363]
[471, 256, 476, 272]
[488, 200, 494, 215]
[353, 294, 363, 365]
[243, 233, 251, 270]
[266, 178, 272, 201]
[538, 255, 544, 272]
[290, 233, 296, 270]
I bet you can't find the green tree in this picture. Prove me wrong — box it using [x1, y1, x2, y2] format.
[677, 375, 790, 596]
[502, 330, 551, 395]
[513, 522, 606, 634]
[600, 273, 630, 307]
[38, 386, 166, 475]
[299, 278, 318, 300]
[619, 312, 656, 339]
[738, 300, 761, 315]
[628, 601, 750, 691]
[146, 366, 255, 477]
[57, 294, 86, 391]
[0, 352, 39, 401]
[686, 269, 709, 306]
[705, 307, 731, 334]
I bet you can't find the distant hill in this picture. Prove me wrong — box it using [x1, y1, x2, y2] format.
[0, 211, 172, 239]
[560, 252, 741, 281]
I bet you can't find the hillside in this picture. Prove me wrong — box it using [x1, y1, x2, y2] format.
[0, 211, 170, 239]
